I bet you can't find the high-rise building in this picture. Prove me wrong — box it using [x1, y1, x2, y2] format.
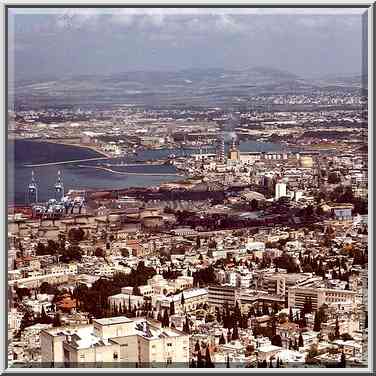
[54, 170, 64, 202]
[217, 136, 225, 163]
[275, 182, 287, 200]
[27, 170, 38, 204]
[208, 284, 240, 308]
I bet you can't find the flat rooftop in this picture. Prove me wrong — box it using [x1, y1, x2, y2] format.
[93, 316, 133, 326]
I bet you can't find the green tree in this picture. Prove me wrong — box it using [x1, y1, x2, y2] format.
[327, 172, 341, 184]
[313, 311, 321, 332]
[53, 312, 62, 327]
[340, 351, 346, 368]
[68, 227, 85, 242]
[133, 286, 141, 296]
[231, 322, 239, 340]
[60, 245, 83, 263]
[298, 332, 304, 348]
[40, 306, 51, 324]
[170, 300, 175, 316]
[94, 247, 105, 258]
[35, 242, 47, 256]
[20, 311, 34, 331]
[205, 346, 214, 368]
[334, 317, 340, 339]
[219, 333, 226, 345]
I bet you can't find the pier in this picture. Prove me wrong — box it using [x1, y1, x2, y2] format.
[78, 164, 180, 177]
[24, 157, 109, 168]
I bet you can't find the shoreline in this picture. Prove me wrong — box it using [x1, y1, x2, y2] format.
[20, 138, 112, 158]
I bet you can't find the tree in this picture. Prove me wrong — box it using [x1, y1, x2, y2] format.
[341, 333, 353, 341]
[20, 311, 34, 331]
[183, 316, 190, 334]
[16, 287, 31, 301]
[271, 335, 282, 347]
[197, 349, 204, 368]
[52, 312, 62, 327]
[327, 172, 341, 185]
[35, 242, 47, 256]
[40, 306, 51, 324]
[227, 329, 232, 343]
[170, 300, 175, 316]
[162, 309, 169, 328]
[45, 240, 59, 255]
[60, 245, 83, 263]
[120, 248, 129, 257]
[133, 286, 141, 296]
[231, 322, 239, 340]
[306, 343, 319, 364]
[94, 247, 105, 258]
[294, 338, 299, 350]
[262, 301, 269, 316]
[194, 341, 201, 353]
[340, 351, 346, 368]
[251, 199, 259, 211]
[68, 227, 85, 242]
[39, 282, 52, 295]
[205, 346, 214, 368]
[313, 311, 321, 332]
[334, 317, 340, 339]
[219, 333, 226, 345]
[298, 332, 304, 348]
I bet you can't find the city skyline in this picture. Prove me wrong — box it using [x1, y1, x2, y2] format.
[6, 5, 370, 371]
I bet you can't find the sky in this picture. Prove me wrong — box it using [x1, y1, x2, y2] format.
[8, 8, 368, 80]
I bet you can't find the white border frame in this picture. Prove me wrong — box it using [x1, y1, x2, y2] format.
[1, 1, 374, 373]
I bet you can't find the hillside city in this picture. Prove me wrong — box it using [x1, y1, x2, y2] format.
[8, 91, 368, 369]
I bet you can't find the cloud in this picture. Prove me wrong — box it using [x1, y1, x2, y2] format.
[8, 7, 366, 78]
[215, 14, 243, 33]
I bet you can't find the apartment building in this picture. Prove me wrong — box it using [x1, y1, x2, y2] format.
[288, 287, 357, 311]
[152, 288, 208, 313]
[208, 284, 240, 308]
[147, 274, 193, 295]
[256, 272, 314, 297]
[40, 316, 189, 367]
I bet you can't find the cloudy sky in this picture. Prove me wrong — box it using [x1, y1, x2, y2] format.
[8, 8, 368, 80]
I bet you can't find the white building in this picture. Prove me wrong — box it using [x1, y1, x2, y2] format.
[41, 316, 189, 367]
[275, 182, 287, 200]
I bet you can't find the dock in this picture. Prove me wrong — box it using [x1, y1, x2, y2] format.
[24, 157, 109, 168]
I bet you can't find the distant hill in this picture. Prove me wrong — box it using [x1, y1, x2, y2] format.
[10, 67, 365, 110]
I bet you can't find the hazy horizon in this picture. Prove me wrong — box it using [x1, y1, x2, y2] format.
[8, 8, 368, 82]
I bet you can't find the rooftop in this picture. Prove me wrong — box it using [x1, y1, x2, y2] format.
[93, 316, 133, 326]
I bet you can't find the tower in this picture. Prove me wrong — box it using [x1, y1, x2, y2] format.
[27, 170, 38, 204]
[275, 181, 287, 200]
[54, 170, 64, 202]
[228, 137, 240, 161]
[217, 135, 225, 163]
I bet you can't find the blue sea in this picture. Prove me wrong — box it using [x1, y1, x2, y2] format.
[8, 139, 286, 205]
